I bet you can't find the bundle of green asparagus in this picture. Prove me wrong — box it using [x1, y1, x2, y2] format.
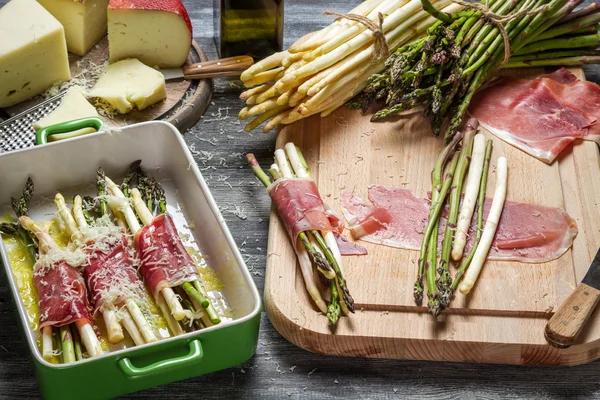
[356, 0, 600, 140]
[247, 143, 353, 325]
[415, 119, 508, 317]
[238, 0, 464, 132]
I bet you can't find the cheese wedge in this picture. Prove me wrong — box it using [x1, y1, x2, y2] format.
[107, 0, 192, 68]
[37, 0, 110, 56]
[89, 58, 166, 114]
[33, 86, 99, 141]
[0, 0, 70, 108]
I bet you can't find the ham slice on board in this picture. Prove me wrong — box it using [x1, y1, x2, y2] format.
[84, 235, 142, 313]
[34, 260, 93, 330]
[135, 214, 199, 300]
[341, 185, 578, 263]
[268, 178, 366, 256]
[469, 68, 600, 163]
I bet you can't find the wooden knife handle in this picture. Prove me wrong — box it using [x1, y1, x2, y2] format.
[545, 283, 600, 348]
[182, 56, 254, 79]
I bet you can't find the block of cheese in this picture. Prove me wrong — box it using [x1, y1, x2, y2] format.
[89, 58, 166, 114]
[37, 0, 110, 56]
[33, 86, 99, 140]
[0, 0, 71, 108]
[107, 0, 192, 68]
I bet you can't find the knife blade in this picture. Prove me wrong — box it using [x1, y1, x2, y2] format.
[160, 55, 254, 81]
[545, 248, 600, 348]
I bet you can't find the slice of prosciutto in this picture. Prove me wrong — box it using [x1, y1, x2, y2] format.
[135, 214, 199, 300]
[341, 185, 578, 263]
[34, 260, 93, 330]
[267, 178, 334, 251]
[268, 177, 365, 255]
[469, 68, 600, 163]
[84, 235, 142, 313]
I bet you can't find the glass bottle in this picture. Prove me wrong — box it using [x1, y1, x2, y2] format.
[214, 0, 284, 60]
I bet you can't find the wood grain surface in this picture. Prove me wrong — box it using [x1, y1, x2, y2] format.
[264, 67, 600, 365]
[2, 38, 213, 133]
[2, 0, 600, 399]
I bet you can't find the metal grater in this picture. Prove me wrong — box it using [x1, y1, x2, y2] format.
[0, 92, 66, 154]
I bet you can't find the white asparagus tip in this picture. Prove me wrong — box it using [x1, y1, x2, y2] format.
[42, 326, 54, 361]
[76, 321, 103, 357]
[126, 300, 158, 343]
[103, 309, 125, 344]
[162, 287, 187, 321]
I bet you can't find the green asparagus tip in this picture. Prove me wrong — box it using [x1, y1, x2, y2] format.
[428, 294, 441, 318]
[327, 302, 341, 325]
[414, 275, 424, 306]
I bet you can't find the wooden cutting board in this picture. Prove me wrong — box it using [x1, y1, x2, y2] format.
[265, 67, 600, 366]
[0, 38, 212, 132]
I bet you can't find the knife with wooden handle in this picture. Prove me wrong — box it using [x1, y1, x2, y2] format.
[545, 248, 600, 348]
[160, 55, 254, 81]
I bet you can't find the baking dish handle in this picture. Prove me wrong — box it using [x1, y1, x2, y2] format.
[118, 339, 204, 378]
[35, 117, 103, 145]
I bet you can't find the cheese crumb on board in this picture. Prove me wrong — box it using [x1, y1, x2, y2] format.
[33, 86, 100, 140]
[37, 0, 110, 56]
[88, 58, 167, 114]
[107, 0, 193, 68]
[0, 0, 70, 108]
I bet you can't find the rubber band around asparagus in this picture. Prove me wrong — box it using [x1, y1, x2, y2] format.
[19, 215, 103, 360]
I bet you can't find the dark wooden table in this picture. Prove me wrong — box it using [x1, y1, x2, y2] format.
[2, 1, 600, 398]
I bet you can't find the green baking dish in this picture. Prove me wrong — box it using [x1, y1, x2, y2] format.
[0, 121, 261, 400]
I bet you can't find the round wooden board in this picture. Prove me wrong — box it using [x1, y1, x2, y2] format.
[1, 37, 213, 132]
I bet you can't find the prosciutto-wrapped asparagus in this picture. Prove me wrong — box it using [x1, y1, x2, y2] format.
[103, 163, 220, 334]
[247, 143, 354, 325]
[19, 216, 103, 362]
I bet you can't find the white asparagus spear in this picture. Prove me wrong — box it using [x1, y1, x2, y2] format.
[452, 134, 486, 261]
[105, 178, 141, 234]
[244, 67, 285, 88]
[125, 300, 157, 343]
[54, 194, 83, 243]
[102, 308, 124, 344]
[307, 0, 452, 96]
[276, 0, 437, 91]
[76, 320, 103, 357]
[303, 0, 410, 62]
[459, 157, 508, 295]
[120, 311, 145, 346]
[105, 178, 186, 322]
[288, 0, 385, 53]
[130, 189, 154, 226]
[156, 292, 185, 336]
[240, 83, 273, 101]
[241, 51, 289, 82]
[297, 245, 329, 313]
[42, 326, 54, 361]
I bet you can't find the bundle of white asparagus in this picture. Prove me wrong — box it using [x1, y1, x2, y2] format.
[238, 0, 463, 132]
